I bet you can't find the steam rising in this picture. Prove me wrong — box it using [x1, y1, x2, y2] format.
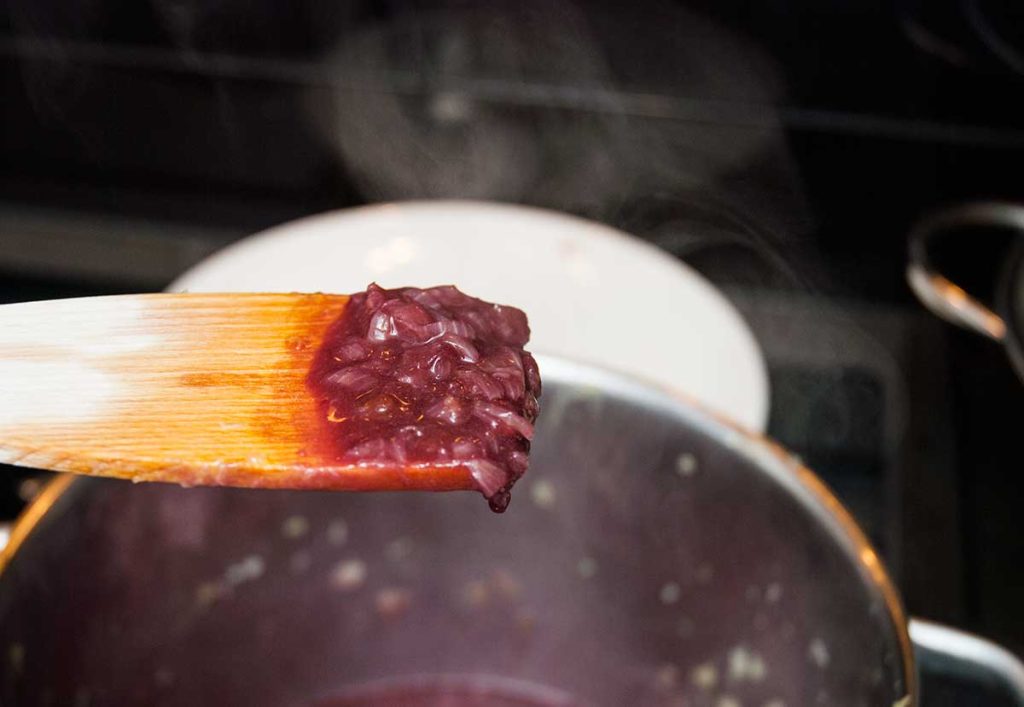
[312, 0, 790, 217]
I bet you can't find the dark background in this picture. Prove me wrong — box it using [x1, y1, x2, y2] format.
[2, 0, 1024, 702]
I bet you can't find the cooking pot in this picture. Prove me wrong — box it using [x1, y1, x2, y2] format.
[0, 358, 1021, 706]
[908, 201, 1024, 382]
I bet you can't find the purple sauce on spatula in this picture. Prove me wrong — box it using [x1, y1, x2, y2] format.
[307, 284, 541, 511]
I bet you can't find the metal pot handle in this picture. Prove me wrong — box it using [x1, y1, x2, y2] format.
[906, 201, 1023, 341]
[910, 618, 1024, 704]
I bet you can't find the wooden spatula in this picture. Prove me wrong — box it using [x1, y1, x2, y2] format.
[0, 293, 478, 492]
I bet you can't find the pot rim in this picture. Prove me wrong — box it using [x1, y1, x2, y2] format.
[0, 355, 917, 702]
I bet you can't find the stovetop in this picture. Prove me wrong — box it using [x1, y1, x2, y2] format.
[2, 0, 1024, 702]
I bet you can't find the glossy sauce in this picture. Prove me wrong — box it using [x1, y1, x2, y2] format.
[306, 285, 541, 511]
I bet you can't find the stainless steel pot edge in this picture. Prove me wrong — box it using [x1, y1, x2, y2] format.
[538, 355, 918, 704]
[0, 473, 73, 577]
[910, 619, 1024, 703]
[0, 355, 917, 703]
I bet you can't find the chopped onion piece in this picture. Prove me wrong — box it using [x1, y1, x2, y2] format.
[306, 284, 541, 511]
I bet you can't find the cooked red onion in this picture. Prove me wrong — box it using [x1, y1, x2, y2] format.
[307, 284, 541, 511]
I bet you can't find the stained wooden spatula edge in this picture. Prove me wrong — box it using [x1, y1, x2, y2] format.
[0, 293, 477, 493]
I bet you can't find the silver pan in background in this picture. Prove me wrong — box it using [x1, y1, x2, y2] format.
[908, 201, 1024, 383]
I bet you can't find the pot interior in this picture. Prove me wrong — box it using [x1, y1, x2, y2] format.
[0, 361, 911, 706]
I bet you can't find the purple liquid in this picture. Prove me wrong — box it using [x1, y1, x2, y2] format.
[306, 284, 541, 511]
